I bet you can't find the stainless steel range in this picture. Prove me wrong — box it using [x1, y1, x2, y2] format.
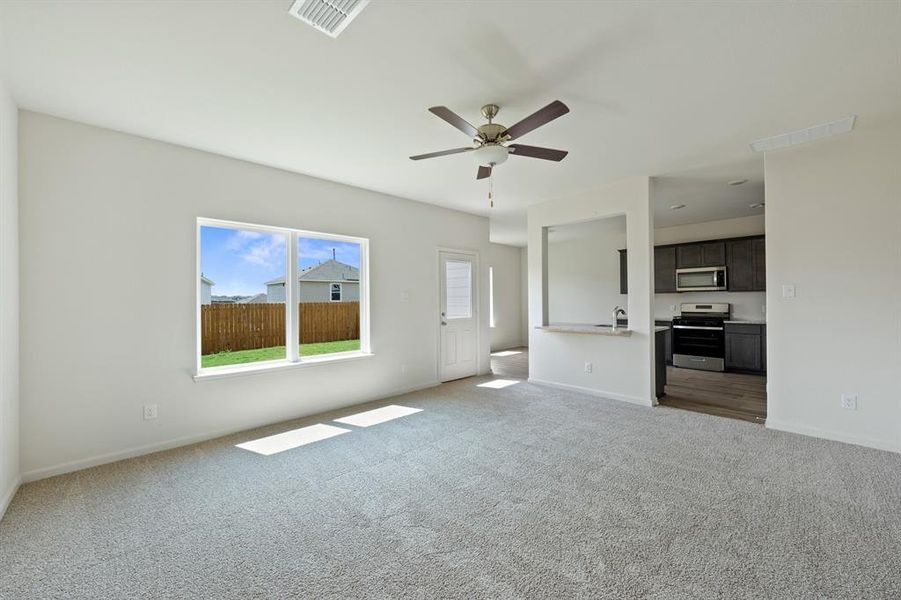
[672, 303, 730, 372]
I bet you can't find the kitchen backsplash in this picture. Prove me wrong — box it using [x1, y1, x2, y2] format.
[655, 291, 766, 321]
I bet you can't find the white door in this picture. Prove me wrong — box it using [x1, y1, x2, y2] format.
[439, 251, 478, 382]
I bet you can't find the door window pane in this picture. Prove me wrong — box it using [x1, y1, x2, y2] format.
[445, 260, 472, 319]
[199, 225, 287, 368]
[298, 237, 362, 356]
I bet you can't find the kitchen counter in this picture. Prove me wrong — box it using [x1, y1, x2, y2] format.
[536, 324, 632, 337]
[535, 324, 670, 336]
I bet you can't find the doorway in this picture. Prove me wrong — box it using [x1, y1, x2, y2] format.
[438, 250, 478, 382]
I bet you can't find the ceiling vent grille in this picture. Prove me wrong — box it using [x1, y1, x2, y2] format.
[750, 115, 856, 153]
[288, 0, 370, 38]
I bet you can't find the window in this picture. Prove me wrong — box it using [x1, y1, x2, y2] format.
[489, 266, 495, 328]
[197, 219, 368, 374]
[444, 259, 472, 319]
[298, 236, 362, 357]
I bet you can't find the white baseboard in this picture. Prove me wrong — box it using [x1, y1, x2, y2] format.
[0, 476, 21, 522]
[528, 378, 653, 407]
[21, 380, 440, 483]
[765, 419, 900, 454]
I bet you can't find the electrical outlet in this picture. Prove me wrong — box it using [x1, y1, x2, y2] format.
[841, 394, 858, 410]
[400, 363, 407, 375]
[584, 362, 592, 374]
[399, 291, 410, 303]
[669, 304, 676, 312]
[143, 404, 158, 420]
[782, 284, 796, 299]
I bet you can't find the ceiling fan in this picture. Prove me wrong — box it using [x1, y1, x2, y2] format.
[410, 100, 570, 181]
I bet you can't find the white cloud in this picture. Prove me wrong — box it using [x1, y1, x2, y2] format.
[226, 230, 285, 268]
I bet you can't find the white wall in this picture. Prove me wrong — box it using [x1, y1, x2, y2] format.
[547, 216, 626, 324]
[528, 177, 655, 406]
[765, 119, 901, 453]
[654, 214, 764, 246]
[18, 112, 491, 480]
[0, 80, 19, 518]
[488, 242, 523, 351]
[653, 215, 766, 320]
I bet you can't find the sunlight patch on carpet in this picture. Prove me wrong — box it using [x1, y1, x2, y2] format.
[236, 424, 351, 455]
[477, 379, 520, 389]
[334, 405, 423, 428]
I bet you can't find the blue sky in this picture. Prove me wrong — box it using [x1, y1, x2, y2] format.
[201, 226, 360, 296]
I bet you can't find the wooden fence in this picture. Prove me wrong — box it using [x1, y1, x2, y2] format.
[201, 302, 359, 354]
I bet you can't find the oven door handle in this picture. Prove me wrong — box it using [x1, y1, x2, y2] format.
[673, 325, 724, 331]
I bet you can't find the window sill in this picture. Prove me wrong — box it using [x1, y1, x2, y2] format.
[193, 351, 375, 382]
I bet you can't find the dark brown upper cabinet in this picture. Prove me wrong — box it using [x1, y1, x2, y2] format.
[727, 237, 766, 292]
[752, 237, 766, 291]
[618, 235, 764, 294]
[654, 246, 677, 293]
[676, 241, 725, 268]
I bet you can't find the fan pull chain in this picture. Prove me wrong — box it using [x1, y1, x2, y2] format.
[489, 166, 494, 208]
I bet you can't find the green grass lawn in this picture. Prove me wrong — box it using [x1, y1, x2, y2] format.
[201, 339, 361, 368]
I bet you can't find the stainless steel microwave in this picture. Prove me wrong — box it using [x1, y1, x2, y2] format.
[675, 266, 727, 292]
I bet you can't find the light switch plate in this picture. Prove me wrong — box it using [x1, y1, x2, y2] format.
[841, 394, 858, 410]
[782, 284, 796, 299]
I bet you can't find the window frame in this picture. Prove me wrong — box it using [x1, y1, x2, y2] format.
[195, 218, 370, 379]
[330, 282, 343, 302]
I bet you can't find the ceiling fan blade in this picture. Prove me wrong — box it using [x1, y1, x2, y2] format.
[409, 147, 475, 161]
[477, 165, 492, 180]
[503, 100, 570, 141]
[428, 106, 480, 139]
[508, 144, 568, 161]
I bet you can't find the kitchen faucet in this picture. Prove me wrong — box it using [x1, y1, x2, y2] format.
[612, 306, 626, 331]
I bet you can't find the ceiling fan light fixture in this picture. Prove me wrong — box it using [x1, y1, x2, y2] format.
[474, 144, 509, 166]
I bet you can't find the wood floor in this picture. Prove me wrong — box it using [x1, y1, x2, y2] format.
[659, 366, 767, 424]
[490, 347, 529, 379]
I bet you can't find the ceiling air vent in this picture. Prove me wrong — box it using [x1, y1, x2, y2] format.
[288, 0, 370, 38]
[750, 115, 856, 153]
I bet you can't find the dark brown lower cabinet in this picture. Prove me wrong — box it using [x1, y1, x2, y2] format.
[655, 328, 667, 399]
[724, 323, 766, 373]
[655, 320, 673, 364]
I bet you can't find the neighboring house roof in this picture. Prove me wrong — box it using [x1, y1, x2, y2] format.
[237, 293, 268, 304]
[201, 275, 215, 285]
[265, 259, 360, 285]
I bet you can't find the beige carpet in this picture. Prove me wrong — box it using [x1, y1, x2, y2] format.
[2, 374, 900, 599]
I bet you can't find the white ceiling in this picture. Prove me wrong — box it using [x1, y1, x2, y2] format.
[1, 1, 899, 246]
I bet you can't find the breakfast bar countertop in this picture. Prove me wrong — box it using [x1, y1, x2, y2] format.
[536, 323, 632, 337]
